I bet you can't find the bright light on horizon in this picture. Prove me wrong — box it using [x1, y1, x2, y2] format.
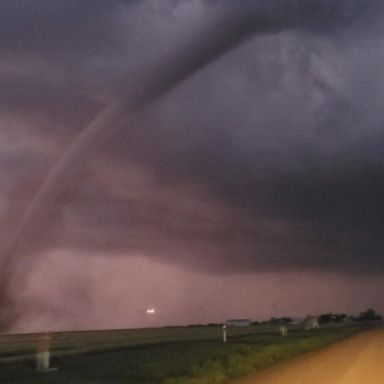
[146, 308, 156, 315]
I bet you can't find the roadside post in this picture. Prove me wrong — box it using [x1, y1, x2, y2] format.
[222, 324, 227, 343]
[36, 333, 51, 372]
[36, 333, 57, 372]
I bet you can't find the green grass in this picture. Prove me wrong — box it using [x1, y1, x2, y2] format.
[0, 324, 369, 384]
[0, 325, 282, 359]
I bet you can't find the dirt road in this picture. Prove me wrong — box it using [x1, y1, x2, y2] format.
[232, 329, 384, 384]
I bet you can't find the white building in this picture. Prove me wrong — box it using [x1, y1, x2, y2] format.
[226, 319, 252, 327]
[304, 316, 320, 330]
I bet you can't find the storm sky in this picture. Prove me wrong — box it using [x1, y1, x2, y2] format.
[1, 0, 384, 331]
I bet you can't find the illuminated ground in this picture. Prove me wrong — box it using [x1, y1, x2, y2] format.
[232, 329, 384, 384]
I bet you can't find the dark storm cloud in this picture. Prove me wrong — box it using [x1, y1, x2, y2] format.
[0, 72, 100, 126]
[1, 0, 384, 329]
[0, 0, 139, 56]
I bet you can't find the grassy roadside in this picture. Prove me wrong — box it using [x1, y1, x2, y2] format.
[162, 325, 367, 384]
[0, 324, 369, 384]
[0, 324, 283, 360]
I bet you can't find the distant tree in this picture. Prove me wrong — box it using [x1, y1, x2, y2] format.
[333, 314, 347, 323]
[319, 313, 348, 323]
[319, 313, 333, 324]
[355, 309, 382, 322]
[269, 317, 292, 325]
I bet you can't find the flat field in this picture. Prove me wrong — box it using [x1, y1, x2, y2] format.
[0, 323, 368, 384]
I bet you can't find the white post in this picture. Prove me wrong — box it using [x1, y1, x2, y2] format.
[36, 334, 51, 372]
[222, 324, 227, 343]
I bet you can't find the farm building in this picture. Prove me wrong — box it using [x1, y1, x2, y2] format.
[226, 319, 252, 327]
[304, 316, 320, 330]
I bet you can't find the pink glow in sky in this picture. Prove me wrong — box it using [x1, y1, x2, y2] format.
[11, 250, 383, 332]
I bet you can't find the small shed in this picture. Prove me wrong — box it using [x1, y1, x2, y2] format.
[304, 316, 320, 330]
